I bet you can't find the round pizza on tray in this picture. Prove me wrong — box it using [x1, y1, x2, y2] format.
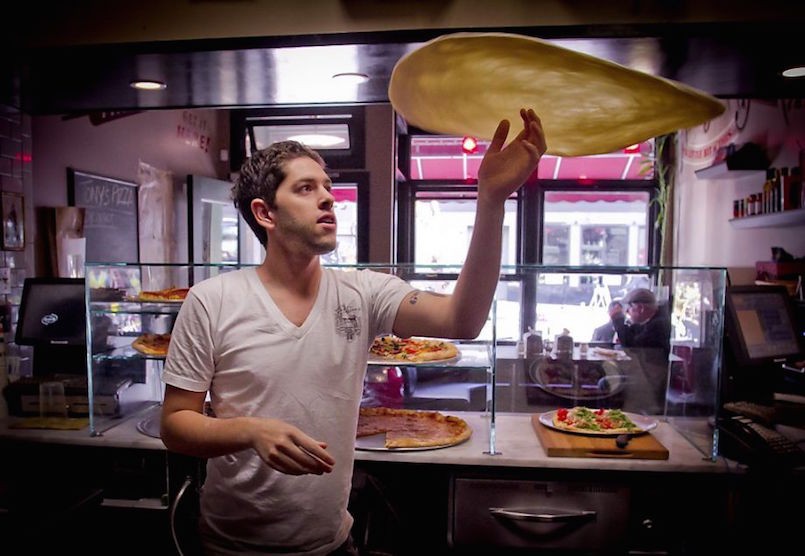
[356, 407, 471, 449]
[369, 335, 459, 364]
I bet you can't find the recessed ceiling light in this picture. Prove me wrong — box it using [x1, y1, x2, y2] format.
[287, 134, 346, 148]
[331, 72, 369, 84]
[130, 80, 167, 90]
[782, 66, 805, 78]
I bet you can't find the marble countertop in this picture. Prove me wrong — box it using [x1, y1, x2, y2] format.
[1, 410, 738, 474]
[354, 412, 737, 474]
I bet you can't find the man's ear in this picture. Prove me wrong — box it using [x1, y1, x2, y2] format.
[251, 198, 274, 228]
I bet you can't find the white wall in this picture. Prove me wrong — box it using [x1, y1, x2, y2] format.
[32, 109, 229, 208]
[30, 109, 229, 273]
[30, 105, 396, 270]
[675, 99, 805, 283]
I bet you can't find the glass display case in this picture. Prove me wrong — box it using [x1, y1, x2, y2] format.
[493, 264, 727, 460]
[84, 262, 727, 460]
[85, 262, 242, 436]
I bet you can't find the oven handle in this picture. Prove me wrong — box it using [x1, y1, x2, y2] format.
[489, 507, 597, 523]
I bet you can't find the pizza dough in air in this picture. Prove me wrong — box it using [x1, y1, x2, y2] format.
[389, 33, 725, 156]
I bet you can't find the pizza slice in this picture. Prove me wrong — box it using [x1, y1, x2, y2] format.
[138, 287, 189, 302]
[131, 333, 171, 357]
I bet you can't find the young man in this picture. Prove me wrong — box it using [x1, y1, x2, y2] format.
[160, 108, 546, 555]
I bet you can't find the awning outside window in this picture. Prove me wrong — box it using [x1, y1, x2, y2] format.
[409, 138, 654, 181]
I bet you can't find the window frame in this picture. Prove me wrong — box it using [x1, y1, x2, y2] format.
[229, 106, 366, 172]
[395, 131, 663, 338]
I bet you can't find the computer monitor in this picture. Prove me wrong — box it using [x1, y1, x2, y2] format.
[724, 284, 803, 368]
[15, 277, 87, 376]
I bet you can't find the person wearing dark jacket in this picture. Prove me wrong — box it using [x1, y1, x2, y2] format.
[608, 287, 672, 411]
[609, 288, 671, 353]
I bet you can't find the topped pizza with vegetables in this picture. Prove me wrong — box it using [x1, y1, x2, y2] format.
[552, 406, 641, 434]
[369, 335, 459, 363]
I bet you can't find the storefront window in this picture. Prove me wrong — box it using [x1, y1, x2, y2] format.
[402, 134, 659, 339]
[544, 190, 649, 267]
[543, 225, 570, 265]
[534, 272, 651, 342]
[413, 194, 517, 268]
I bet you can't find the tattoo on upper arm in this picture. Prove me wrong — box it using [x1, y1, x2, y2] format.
[408, 290, 447, 305]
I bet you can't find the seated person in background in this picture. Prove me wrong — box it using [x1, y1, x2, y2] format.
[592, 300, 622, 343]
[609, 288, 671, 353]
[609, 288, 672, 411]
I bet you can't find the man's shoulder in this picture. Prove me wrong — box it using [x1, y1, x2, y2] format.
[326, 267, 405, 287]
[189, 267, 254, 298]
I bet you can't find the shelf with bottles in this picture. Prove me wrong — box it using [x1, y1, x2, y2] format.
[729, 207, 805, 229]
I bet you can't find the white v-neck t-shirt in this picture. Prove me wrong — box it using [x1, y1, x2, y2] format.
[162, 267, 413, 554]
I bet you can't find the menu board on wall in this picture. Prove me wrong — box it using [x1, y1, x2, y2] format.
[67, 168, 139, 263]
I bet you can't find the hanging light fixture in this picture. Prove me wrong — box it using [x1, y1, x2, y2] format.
[130, 80, 167, 91]
[781, 66, 805, 78]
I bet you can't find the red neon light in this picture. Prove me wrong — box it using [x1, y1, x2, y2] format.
[461, 136, 478, 154]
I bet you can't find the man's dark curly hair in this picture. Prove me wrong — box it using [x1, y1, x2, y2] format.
[231, 141, 325, 247]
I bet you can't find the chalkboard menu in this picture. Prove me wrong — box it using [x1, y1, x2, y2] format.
[67, 168, 139, 263]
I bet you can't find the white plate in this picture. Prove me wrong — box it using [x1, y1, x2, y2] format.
[538, 410, 658, 436]
[366, 354, 460, 366]
[355, 432, 470, 451]
[589, 347, 630, 361]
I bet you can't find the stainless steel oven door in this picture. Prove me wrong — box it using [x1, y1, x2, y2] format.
[449, 477, 629, 551]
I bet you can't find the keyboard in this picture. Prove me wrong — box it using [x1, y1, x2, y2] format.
[723, 400, 776, 426]
[721, 415, 805, 467]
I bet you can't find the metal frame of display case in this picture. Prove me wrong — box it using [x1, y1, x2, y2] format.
[84, 262, 727, 460]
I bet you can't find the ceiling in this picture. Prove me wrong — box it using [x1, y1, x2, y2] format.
[6, 21, 805, 116]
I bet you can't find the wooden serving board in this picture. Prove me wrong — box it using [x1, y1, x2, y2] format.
[531, 415, 669, 460]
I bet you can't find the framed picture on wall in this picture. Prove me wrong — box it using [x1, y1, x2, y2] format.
[1, 191, 25, 251]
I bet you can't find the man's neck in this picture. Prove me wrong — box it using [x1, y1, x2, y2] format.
[259, 249, 321, 295]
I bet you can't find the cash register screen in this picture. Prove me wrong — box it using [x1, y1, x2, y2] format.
[725, 285, 803, 367]
[15, 277, 86, 376]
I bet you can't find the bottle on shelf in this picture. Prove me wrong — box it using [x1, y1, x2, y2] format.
[781, 166, 800, 211]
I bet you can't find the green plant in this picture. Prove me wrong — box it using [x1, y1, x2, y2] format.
[639, 134, 675, 265]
